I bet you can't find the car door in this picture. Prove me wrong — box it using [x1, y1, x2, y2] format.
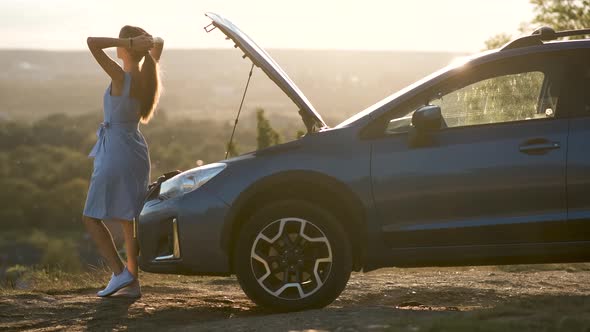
[370, 53, 569, 250]
[562, 49, 590, 241]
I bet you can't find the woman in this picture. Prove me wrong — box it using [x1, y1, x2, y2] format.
[82, 26, 163, 298]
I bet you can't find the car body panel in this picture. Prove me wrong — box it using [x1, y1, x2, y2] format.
[565, 118, 590, 241]
[138, 188, 231, 274]
[372, 118, 569, 248]
[383, 241, 590, 268]
[209, 128, 371, 210]
[563, 50, 590, 241]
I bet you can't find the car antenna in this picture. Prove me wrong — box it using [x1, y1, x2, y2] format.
[225, 62, 255, 159]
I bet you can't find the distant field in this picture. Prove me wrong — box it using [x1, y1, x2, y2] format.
[0, 49, 464, 125]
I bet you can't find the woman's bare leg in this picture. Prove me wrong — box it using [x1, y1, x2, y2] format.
[120, 220, 139, 278]
[82, 215, 124, 275]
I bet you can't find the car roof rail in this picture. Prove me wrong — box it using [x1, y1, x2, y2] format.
[501, 26, 590, 51]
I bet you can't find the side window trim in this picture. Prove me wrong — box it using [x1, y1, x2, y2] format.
[381, 112, 559, 139]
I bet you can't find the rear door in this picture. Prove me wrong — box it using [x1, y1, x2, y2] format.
[370, 52, 569, 249]
[562, 48, 590, 241]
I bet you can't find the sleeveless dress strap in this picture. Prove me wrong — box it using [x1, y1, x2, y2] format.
[123, 71, 132, 97]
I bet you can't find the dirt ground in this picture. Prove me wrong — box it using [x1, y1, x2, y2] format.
[1, 266, 590, 331]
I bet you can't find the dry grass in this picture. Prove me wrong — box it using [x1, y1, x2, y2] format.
[2, 267, 590, 331]
[0, 267, 223, 296]
[384, 296, 590, 332]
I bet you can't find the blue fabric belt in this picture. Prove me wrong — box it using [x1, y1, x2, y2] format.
[88, 121, 139, 157]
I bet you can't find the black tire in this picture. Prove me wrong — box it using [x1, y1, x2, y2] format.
[234, 199, 352, 311]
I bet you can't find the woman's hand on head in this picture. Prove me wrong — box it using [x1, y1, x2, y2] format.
[150, 37, 164, 62]
[131, 34, 154, 52]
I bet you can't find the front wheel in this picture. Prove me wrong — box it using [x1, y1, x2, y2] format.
[234, 200, 352, 311]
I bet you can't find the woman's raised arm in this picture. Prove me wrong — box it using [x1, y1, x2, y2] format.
[86, 37, 127, 81]
[87, 35, 154, 80]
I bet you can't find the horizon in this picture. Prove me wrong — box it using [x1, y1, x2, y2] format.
[0, 45, 464, 124]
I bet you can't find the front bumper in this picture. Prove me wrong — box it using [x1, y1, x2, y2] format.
[137, 186, 232, 275]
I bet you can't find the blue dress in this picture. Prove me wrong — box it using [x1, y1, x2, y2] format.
[83, 72, 151, 221]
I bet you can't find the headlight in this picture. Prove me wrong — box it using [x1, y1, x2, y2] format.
[159, 163, 226, 199]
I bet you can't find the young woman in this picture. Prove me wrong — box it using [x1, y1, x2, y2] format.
[82, 25, 163, 298]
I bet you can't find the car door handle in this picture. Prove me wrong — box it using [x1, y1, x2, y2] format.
[519, 140, 560, 154]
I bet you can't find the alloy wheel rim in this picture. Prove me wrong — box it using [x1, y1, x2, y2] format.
[250, 217, 333, 300]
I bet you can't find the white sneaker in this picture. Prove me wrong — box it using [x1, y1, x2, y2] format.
[112, 280, 142, 298]
[97, 267, 135, 297]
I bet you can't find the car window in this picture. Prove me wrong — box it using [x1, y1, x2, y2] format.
[429, 71, 548, 128]
[385, 66, 561, 135]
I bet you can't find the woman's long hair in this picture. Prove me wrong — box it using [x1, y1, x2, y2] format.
[119, 25, 160, 124]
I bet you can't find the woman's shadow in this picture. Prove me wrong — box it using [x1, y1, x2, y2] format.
[84, 296, 140, 330]
[81, 285, 265, 330]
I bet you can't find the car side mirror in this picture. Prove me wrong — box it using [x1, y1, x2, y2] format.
[412, 105, 443, 132]
[408, 105, 442, 148]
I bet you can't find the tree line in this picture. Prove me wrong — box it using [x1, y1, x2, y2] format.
[0, 108, 294, 231]
[485, 0, 590, 49]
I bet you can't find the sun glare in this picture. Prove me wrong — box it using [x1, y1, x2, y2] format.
[447, 55, 471, 68]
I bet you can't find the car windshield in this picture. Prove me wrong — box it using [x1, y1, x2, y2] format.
[335, 52, 491, 128]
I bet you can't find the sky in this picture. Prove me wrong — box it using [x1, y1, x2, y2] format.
[0, 0, 534, 52]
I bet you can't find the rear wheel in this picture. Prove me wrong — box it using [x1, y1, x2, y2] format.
[234, 200, 352, 311]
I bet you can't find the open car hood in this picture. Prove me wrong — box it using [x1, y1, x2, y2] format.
[205, 12, 328, 131]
